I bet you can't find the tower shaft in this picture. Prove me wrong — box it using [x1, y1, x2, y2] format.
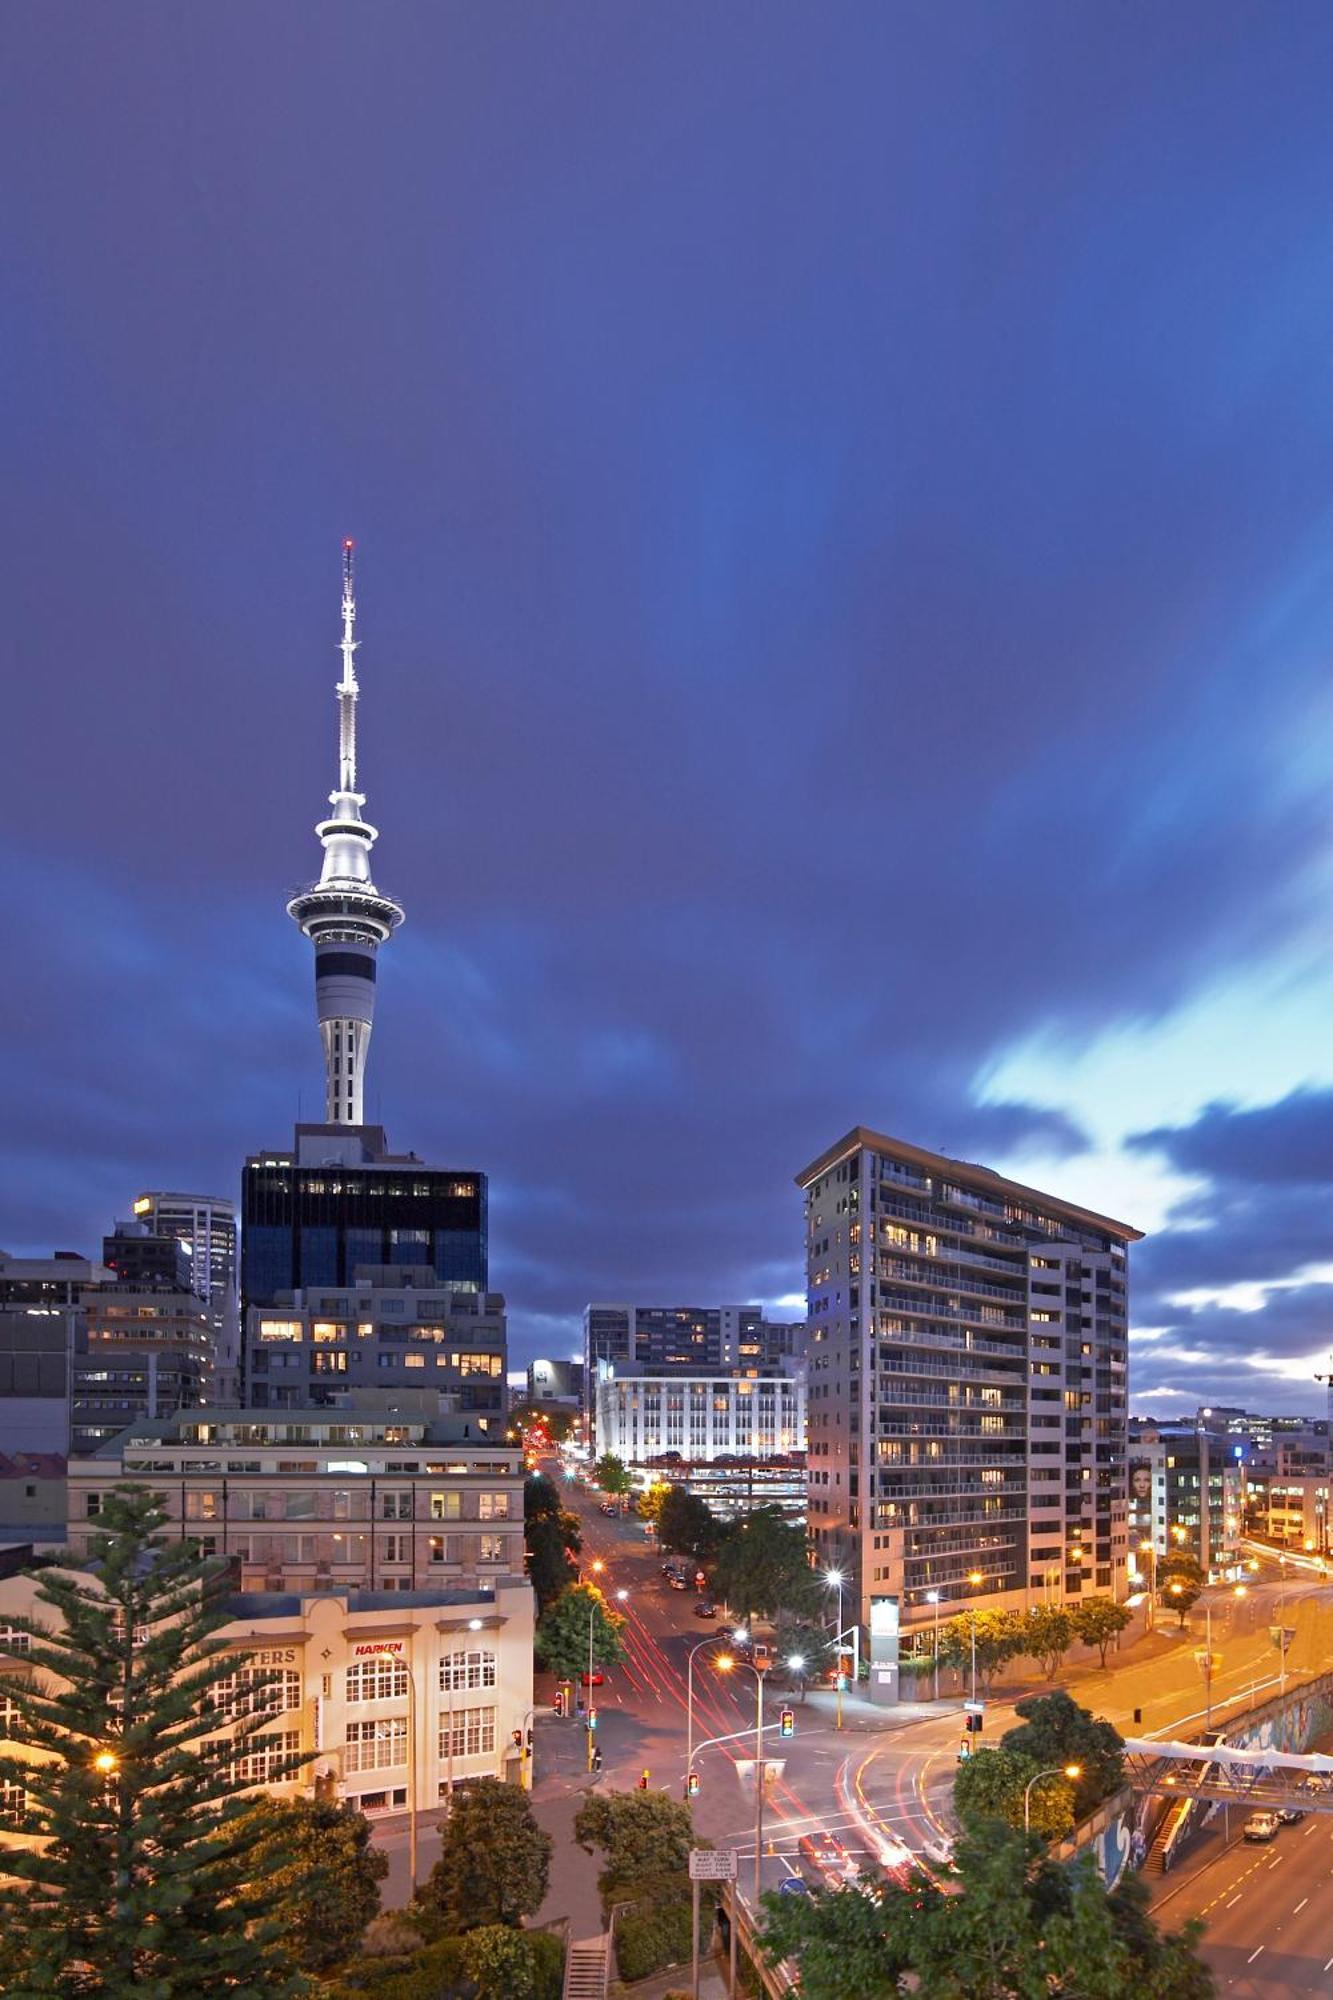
[287, 542, 404, 1124]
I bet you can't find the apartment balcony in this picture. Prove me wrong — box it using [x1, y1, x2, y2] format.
[877, 1290, 1028, 1332]
[877, 1325, 1026, 1363]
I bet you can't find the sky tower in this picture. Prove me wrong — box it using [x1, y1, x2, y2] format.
[287, 541, 404, 1124]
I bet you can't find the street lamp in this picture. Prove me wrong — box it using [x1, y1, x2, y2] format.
[686, 1633, 730, 1780]
[93, 1750, 118, 1776]
[966, 1570, 984, 1707]
[824, 1569, 846, 1730]
[1023, 1763, 1081, 1836]
[718, 1654, 768, 1910]
[925, 1590, 941, 1703]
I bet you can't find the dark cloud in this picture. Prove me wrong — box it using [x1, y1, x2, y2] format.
[1129, 1089, 1333, 1188]
[6, 10, 1333, 1375]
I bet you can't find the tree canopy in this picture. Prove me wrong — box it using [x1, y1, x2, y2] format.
[758, 1823, 1214, 1999]
[1072, 1596, 1132, 1667]
[524, 1474, 582, 1611]
[936, 1609, 1026, 1686]
[1020, 1605, 1074, 1680]
[241, 1795, 388, 1972]
[1001, 1690, 1125, 1819]
[711, 1507, 819, 1622]
[1159, 1551, 1204, 1626]
[533, 1582, 627, 1683]
[417, 1777, 552, 1934]
[594, 1454, 633, 1497]
[657, 1486, 720, 1564]
[0, 1483, 305, 1996]
[953, 1744, 1075, 1839]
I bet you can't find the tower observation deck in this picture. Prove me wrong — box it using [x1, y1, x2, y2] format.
[287, 542, 404, 1124]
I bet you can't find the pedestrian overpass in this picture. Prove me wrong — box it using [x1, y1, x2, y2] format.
[1121, 1738, 1333, 1813]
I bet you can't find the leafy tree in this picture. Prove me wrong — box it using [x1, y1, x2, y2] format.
[594, 1453, 633, 1499]
[1072, 1595, 1132, 1667]
[774, 1617, 833, 1700]
[0, 1483, 304, 1997]
[757, 1874, 925, 1999]
[711, 1507, 820, 1622]
[508, 1402, 576, 1444]
[574, 1786, 695, 1896]
[657, 1487, 720, 1564]
[936, 1608, 1025, 1688]
[534, 1582, 627, 1683]
[460, 1923, 542, 2000]
[417, 1776, 552, 1933]
[637, 1481, 670, 1530]
[952, 1745, 1074, 1839]
[758, 1823, 1215, 1999]
[1021, 1604, 1074, 1680]
[1159, 1552, 1204, 1627]
[524, 1475, 581, 1611]
[1001, 1690, 1124, 1819]
[241, 1795, 388, 1971]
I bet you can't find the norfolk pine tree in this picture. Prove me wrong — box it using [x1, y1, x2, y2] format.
[0, 1484, 306, 1998]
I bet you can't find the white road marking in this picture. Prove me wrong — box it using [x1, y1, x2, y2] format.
[1247, 1947, 1264, 1964]
[1293, 1897, 1308, 1913]
[1226, 1894, 1242, 1908]
[1324, 1958, 1333, 1974]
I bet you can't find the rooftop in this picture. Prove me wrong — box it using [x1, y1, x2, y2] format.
[795, 1125, 1142, 1242]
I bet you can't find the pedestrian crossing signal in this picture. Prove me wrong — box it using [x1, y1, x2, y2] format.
[687, 1770, 700, 1797]
[779, 1706, 795, 1738]
[637, 1769, 650, 1790]
[588, 1708, 597, 1730]
[553, 1690, 565, 1717]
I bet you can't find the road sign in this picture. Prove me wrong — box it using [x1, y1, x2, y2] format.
[778, 1875, 810, 1896]
[963, 1700, 985, 1714]
[690, 1847, 738, 1881]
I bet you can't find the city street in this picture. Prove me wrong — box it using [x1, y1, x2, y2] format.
[1149, 1788, 1333, 1996]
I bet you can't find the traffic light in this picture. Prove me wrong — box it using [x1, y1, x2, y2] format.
[686, 1770, 700, 1798]
[553, 1689, 565, 1718]
[587, 1708, 597, 1731]
[965, 1712, 983, 1734]
[525, 1728, 534, 1755]
[512, 1728, 523, 1748]
[779, 1706, 795, 1739]
[637, 1769, 650, 1790]
[957, 1737, 971, 1761]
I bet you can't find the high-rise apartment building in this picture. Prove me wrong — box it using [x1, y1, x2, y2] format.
[797, 1129, 1138, 1671]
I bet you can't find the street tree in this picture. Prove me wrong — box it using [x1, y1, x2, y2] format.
[524, 1474, 582, 1611]
[952, 1744, 1075, 1839]
[0, 1483, 305, 1997]
[1159, 1551, 1204, 1627]
[657, 1486, 720, 1564]
[758, 1874, 924, 1999]
[711, 1507, 820, 1623]
[1021, 1604, 1074, 1680]
[758, 1822, 1215, 1998]
[936, 1609, 1025, 1688]
[241, 1795, 388, 1972]
[636, 1481, 670, 1531]
[1072, 1595, 1132, 1667]
[1001, 1690, 1124, 1818]
[534, 1581, 627, 1683]
[594, 1453, 633, 1499]
[418, 1776, 552, 1933]
[574, 1786, 695, 1900]
[460, 1924, 547, 2000]
[774, 1616, 833, 1700]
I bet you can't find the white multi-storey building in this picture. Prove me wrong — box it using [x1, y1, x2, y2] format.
[593, 1358, 805, 1465]
[0, 1572, 534, 1826]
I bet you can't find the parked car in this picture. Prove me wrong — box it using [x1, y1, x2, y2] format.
[668, 1573, 689, 1590]
[799, 1831, 853, 1882]
[1243, 1811, 1280, 1843]
[694, 1600, 717, 1619]
[1276, 1806, 1306, 1825]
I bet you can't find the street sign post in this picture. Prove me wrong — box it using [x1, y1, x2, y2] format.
[963, 1699, 985, 1714]
[689, 1849, 738, 2000]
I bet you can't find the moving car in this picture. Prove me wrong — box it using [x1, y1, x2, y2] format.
[694, 1600, 717, 1619]
[799, 1831, 853, 1882]
[668, 1573, 689, 1590]
[578, 1669, 606, 1687]
[1243, 1811, 1280, 1843]
[1276, 1806, 1305, 1825]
